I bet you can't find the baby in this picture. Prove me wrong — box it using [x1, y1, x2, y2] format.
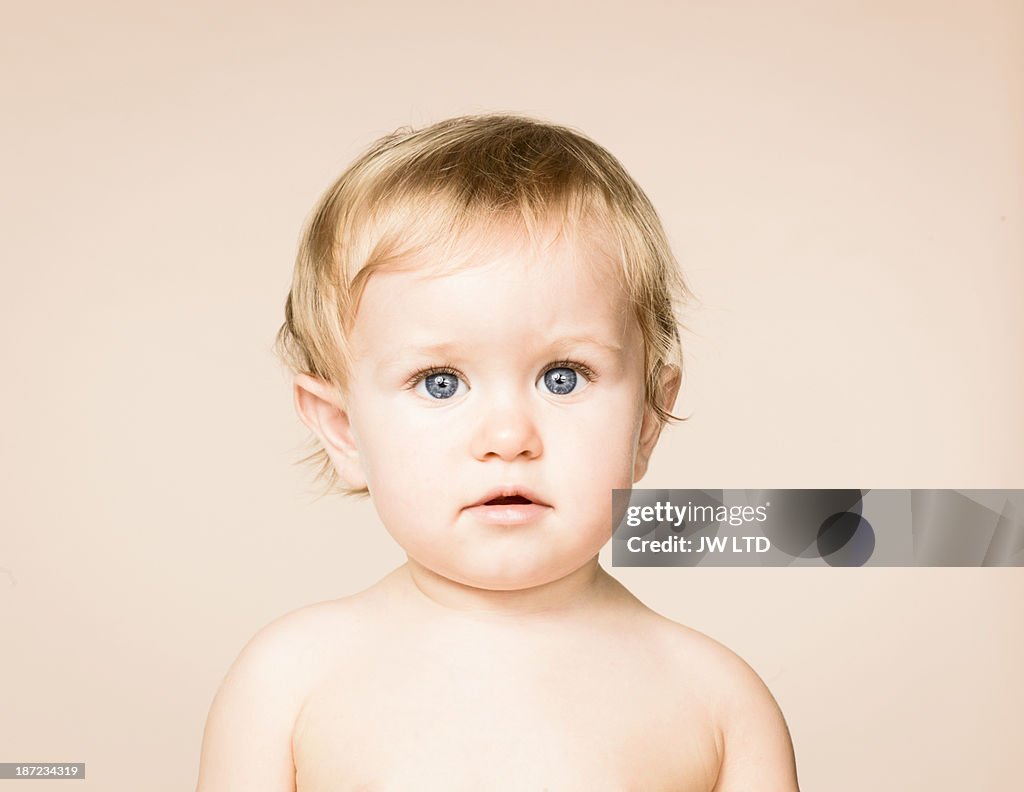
[195, 113, 800, 791]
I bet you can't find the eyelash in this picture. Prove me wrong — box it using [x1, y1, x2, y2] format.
[403, 359, 599, 392]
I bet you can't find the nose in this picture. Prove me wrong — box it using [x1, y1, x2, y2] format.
[470, 397, 543, 462]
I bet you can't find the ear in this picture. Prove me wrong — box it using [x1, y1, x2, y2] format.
[292, 373, 367, 491]
[633, 364, 682, 484]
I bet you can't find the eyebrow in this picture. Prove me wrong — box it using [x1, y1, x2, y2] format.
[389, 335, 624, 358]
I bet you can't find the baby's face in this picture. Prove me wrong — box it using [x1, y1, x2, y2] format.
[341, 228, 654, 591]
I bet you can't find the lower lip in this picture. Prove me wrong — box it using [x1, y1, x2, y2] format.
[463, 503, 550, 525]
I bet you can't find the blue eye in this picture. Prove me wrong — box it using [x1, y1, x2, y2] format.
[540, 364, 589, 395]
[407, 360, 596, 401]
[417, 369, 464, 400]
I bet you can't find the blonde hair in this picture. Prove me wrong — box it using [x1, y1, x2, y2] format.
[274, 112, 690, 499]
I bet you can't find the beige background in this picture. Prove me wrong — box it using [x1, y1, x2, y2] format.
[2, 1, 1022, 789]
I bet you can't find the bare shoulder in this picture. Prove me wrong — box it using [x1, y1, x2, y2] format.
[194, 597, 366, 792]
[651, 617, 801, 792]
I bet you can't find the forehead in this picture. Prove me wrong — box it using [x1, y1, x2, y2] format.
[379, 214, 621, 283]
[349, 222, 636, 359]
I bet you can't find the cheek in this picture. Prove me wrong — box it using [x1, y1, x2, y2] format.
[359, 403, 460, 508]
[556, 397, 645, 486]
[596, 435, 640, 491]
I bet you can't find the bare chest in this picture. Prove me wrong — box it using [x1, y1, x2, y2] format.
[291, 647, 721, 792]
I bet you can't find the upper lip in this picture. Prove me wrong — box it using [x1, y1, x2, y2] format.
[467, 486, 551, 508]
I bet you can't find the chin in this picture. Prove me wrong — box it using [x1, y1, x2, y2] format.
[445, 555, 589, 592]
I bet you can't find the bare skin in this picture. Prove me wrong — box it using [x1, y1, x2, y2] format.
[195, 557, 799, 791]
[294, 562, 722, 791]
[196, 228, 800, 790]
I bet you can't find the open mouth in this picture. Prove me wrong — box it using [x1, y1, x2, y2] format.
[467, 492, 549, 525]
[485, 495, 534, 506]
